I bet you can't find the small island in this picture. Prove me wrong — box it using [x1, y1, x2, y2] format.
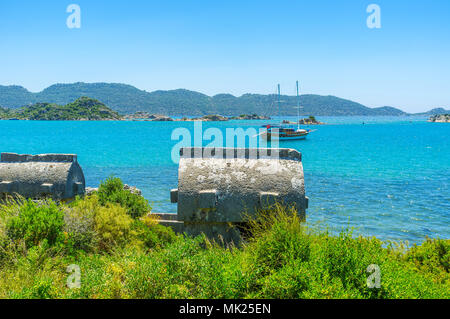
[283, 116, 325, 125]
[230, 114, 271, 120]
[428, 114, 450, 123]
[0, 97, 121, 121]
[177, 114, 270, 122]
[124, 112, 174, 121]
[178, 114, 229, 122]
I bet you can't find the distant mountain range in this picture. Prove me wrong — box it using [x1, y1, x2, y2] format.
[0, 83, 447, 116]
[411, 108, 450, 116]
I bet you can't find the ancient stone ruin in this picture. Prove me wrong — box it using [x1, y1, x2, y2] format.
[0, 153, 85, 201]
[166, 147, 308, 244]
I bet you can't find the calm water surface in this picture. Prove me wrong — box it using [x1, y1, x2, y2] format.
[1, 116, 448, 243]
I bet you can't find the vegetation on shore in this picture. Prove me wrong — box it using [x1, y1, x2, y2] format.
[0, 98, 273, 122]
[428, 114, 450, 123]
[0, 177, 448, 299]
[0, 97, 121, 121]
[230, 114, 271, 120]
[283, 116, 325, 125]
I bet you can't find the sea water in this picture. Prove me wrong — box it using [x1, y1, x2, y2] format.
[0, 116, 448, 243]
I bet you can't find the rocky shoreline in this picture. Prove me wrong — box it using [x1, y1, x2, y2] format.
[428, 114, 450, 123]
[282, 116, 325, 125]
[123, 112, 174, 121]
[230, 114, 271, 120]
[124, 113, 271, 122]
[178, 114, 229, 122]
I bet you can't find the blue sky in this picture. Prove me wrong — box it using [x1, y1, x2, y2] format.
[0, 0, 449, 112]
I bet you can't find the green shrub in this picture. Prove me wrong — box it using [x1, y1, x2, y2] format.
[66, 195, 169, 253]
[132, 218, 177, 250]
[0, 197, 24, 252]
[13, 279, 57, 299]
[405, 238, 449, 274]
[258, 259, 312, 298]
[6, 200, 64, 248]
[94, 202, 134, 251]
[0, 216, 8, 260]
[64, 197, 98, 253]
[97, 177, 151, 219]
[245, 204, 311, 273]
[309, 232, 386, 298]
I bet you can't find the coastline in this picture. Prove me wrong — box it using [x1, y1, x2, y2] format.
[0, 114, 432, 122]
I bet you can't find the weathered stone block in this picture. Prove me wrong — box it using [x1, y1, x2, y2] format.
[170, 188, 178, 203]
[198, 189, 217, 209]
[259, 191, 280, 207]
[176, 147, 307, 222]
[0, 153, 85, 201]
[170, 147, 308, 244]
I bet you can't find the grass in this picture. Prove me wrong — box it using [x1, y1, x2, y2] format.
[0, 179, 448, 299]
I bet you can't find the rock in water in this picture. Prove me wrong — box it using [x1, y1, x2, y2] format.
[148, 114, 174, 121]
[85, 184, 142, 196]
[85, 187, 98, 196]
[123, 184, 142, 196]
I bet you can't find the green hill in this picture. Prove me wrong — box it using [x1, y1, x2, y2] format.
[0, 85, 34, 107]
[0, 82, 435, 116]
[414, 108, 450, 116]
[0, 97, 121, 121]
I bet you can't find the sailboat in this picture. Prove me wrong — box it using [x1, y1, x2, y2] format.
[261, 81, 312, 141]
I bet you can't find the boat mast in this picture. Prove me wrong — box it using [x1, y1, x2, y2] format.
[296, 81, 300, 130]
[277, 84, 281, 122]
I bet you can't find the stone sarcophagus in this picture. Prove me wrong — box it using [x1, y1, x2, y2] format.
[170, 147, 308, 243]
[0, 153, 85, 201]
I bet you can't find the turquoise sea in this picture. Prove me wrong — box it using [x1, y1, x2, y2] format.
[0, 116, 448, 243]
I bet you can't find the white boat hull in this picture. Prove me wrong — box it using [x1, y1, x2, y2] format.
[261, 130, 309, 141]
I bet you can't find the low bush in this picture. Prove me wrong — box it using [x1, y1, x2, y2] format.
[404, 237, 449, 284]
[406, 238, 449, 272]
[67, 195, 173, 252]
[97, 176, 151, 219]
[132, 218, 177, 250]
[94, 203, 134, 251]
[6, 200, 64, 249]
[64, 198, 98, 253]
[245, 205, 312, 273]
